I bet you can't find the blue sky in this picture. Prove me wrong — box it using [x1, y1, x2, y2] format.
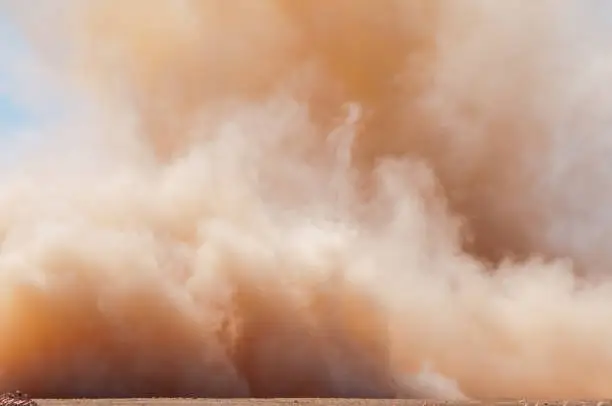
[0, 94, 27, 128]
[0, 14, 31, 134]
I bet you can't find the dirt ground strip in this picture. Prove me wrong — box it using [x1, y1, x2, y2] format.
[33, 400, 612, 406]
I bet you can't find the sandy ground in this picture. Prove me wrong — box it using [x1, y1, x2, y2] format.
[33, 400, 612, 406]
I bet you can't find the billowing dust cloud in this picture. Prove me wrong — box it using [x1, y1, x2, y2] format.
[2, 0, 612, 400]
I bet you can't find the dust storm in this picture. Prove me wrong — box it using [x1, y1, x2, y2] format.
[1, 0, 612, 400]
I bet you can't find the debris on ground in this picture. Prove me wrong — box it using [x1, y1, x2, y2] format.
[0, 391, 37, 406]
